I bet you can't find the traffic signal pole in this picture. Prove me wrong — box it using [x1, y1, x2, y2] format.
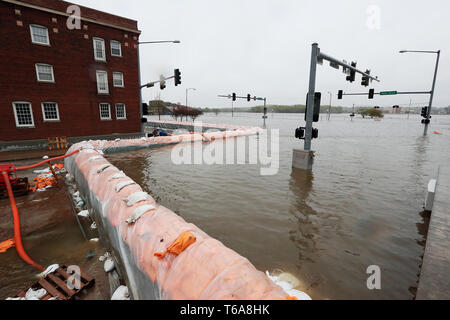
[293, 43, 379, 170]
[425, 50, 441, 135]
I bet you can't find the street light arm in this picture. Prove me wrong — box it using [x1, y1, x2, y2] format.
[139, 40, 181, 45]
[399, 50, 439, 54]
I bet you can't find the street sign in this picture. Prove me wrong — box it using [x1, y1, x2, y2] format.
[380, 91, 398, 96]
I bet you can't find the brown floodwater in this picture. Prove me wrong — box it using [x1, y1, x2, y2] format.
[107, 113, 450, 300]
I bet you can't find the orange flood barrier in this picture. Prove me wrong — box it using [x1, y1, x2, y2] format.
[64, 127, 309, 300]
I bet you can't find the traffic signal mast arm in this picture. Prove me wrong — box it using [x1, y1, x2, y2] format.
[140, 75, 175, 89]
[339, 90, 432, 97]
[318, 51, 380, 83]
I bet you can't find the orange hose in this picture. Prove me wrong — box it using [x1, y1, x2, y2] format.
[1, 149, 81, 271]
[2, 171, 44, 271]
[16, 149, 80, 171]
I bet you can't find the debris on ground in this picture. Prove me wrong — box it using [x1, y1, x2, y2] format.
[78, 210, 90, 218]
[29, 163, 66, 192]
[0, 238, 15, 253]
[104, 258, 115, 273]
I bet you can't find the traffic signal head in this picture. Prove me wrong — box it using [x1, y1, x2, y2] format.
[247, 94, 251, 102]
[160, 75, 166, 90]
[312, 128, 319, 139]
[346, 62, 357, 83]
[369, 89, 375, 99]
[421, 107, 428, 118]
[305, 92, 321, 123]
[295, 127, 305, 140]
[361, 70, 370, 87]
[232, 93, 237, 101]
[174, 69, 182, 86]
[338, 90, 343, 100]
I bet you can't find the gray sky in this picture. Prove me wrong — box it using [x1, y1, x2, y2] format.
[73, 0, 450, 109]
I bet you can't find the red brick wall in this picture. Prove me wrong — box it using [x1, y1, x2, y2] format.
[0, 1, 141, 142]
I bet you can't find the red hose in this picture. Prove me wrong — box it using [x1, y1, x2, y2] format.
[1, 149, 81, 272]
[16, 149, 80, 171]
[2, 171, 44, 271]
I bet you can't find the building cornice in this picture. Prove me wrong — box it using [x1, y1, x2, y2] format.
[2, 0, 141, 34]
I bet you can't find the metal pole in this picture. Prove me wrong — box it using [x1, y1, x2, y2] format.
[424, 50, 440, 135]
[186, 88, 188, 108]
[408, 99, 411, 120]
[232, 100, 234, 118]
[137, 45, 144, 136]
[328, 92, 332, 121]
[304, 43, 319, 151]
[263, 98, 267, 126]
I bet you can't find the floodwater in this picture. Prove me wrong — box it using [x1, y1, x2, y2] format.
[108, 113, 449, 300]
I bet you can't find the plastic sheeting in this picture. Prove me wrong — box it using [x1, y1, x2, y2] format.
[64, 128, 305, 300]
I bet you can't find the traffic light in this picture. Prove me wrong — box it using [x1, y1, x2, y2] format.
[160, 76, 166, 90]
[232, 93, 237, 101]
[247, 94, 251, 102]
[295, 127, 305, 140]
[312, 128, 319, 139]
[174, 69, 181, 86]
[421, 107, 428, 118]
[369, 89, 375, 99]
[346, 62, 357, 83]
[338, 90, 343, 100]
[305, 92, 321, 123]
[361, 70, 370, 87]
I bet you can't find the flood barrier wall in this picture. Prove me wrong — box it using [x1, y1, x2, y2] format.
[65, 127, 296, 300]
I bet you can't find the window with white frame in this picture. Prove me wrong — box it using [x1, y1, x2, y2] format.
[12, 102, 35, 127]
[99, 103, 111, 120]
[111, 40, 122, 57]
[96, 70, 109, 94]
[93, 37, 106, 61]
[30, 24, 50, 45]
[35, 64, 55, 82]
[115, 103, 126, 120]
[113, 72, 124, 87]
[41, 102, 60, 121]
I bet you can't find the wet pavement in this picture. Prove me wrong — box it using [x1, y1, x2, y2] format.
[0, 159, 110, 300]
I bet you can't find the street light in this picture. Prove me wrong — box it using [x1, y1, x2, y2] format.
[137, 40, 181, 134]
[186, 88, 196, 108]
[399, 49, 441, 135]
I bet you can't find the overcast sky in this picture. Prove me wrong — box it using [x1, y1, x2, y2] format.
[73, 0, 449, 109]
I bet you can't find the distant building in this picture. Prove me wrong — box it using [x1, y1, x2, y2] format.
[0, 0, 141, 149]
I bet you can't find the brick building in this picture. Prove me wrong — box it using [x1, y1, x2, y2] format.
[0, 0, 141, 149]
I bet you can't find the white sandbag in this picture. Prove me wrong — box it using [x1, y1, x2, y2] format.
[122, 192, 149, 207]
[108, 171, 126, 181]
[115, 180, 136, 193]
[96, 164, 111, 174]
[125, 205, 155, 225]
[25, 288, 47, 300]
[111, 286, 130, 300]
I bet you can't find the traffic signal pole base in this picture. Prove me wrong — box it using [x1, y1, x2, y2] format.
[292, 149, 315, 171]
